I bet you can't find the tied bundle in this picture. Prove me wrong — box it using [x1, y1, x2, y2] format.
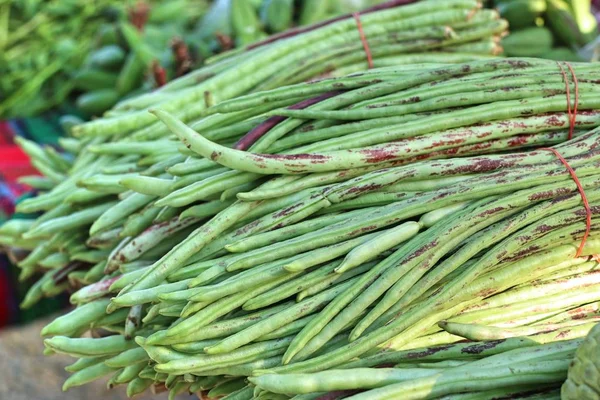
[73, 0, 506, 139]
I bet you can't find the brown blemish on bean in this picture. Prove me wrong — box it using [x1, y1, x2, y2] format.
[461, 339, 505, 354]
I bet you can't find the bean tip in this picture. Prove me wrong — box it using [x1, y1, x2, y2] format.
[40, 325, 51, 337]
[247, 376, 258, 385]
[105, 300, 119, 314]
[134, 335, 146, 346]
[283, 264, 300, 272]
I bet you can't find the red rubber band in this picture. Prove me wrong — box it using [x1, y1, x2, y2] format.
[557, 62, 579, 140]
[541, 147, 591, 258]
[566, 63, 579, 139]
[353, 12, 374, 69]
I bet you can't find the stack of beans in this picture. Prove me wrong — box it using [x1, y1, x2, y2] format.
[3, 2, 600, 399]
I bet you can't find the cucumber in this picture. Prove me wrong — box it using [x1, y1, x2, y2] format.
[89, 45, 126, 70]
[73, 69, 119, 91]
[566, 0, 598, 43]
[501, 27, 554, 57]
[76, 89, 120, 116]
[496, 0, 546, 30]
[546, 0, 587, 47]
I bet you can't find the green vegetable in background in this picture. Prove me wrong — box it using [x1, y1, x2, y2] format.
[76, 89, 120, 116]
[119, 22, 157, 67]
[0, 0, 209, 118]
[502, 26, 554, 56]
[148, 0, 192, 24]
[116, 53, 146, 96]
[73, 69, 120, 92]
[88, 45, 126, 70]
[96, 23, 119, 46]
[566, 0, 598, 43]
[496, 0, 547, 29]
[491, 0, 598, 60]
[547, 0, 588, 47]
[195, 0, 233, 50]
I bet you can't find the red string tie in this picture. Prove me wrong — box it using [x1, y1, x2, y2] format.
[541, 148, 591, 258]
[556, 62, 579, 140]
[353, 12, 374, 69]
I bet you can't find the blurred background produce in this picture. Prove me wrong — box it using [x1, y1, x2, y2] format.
[0, 0, 209, 119]
[487, 0, 599, 60]
[0, 0, 397, 119]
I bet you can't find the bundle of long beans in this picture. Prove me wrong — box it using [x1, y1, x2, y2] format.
[74, 0, 505, 138]
[2, 54, 600, 398]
